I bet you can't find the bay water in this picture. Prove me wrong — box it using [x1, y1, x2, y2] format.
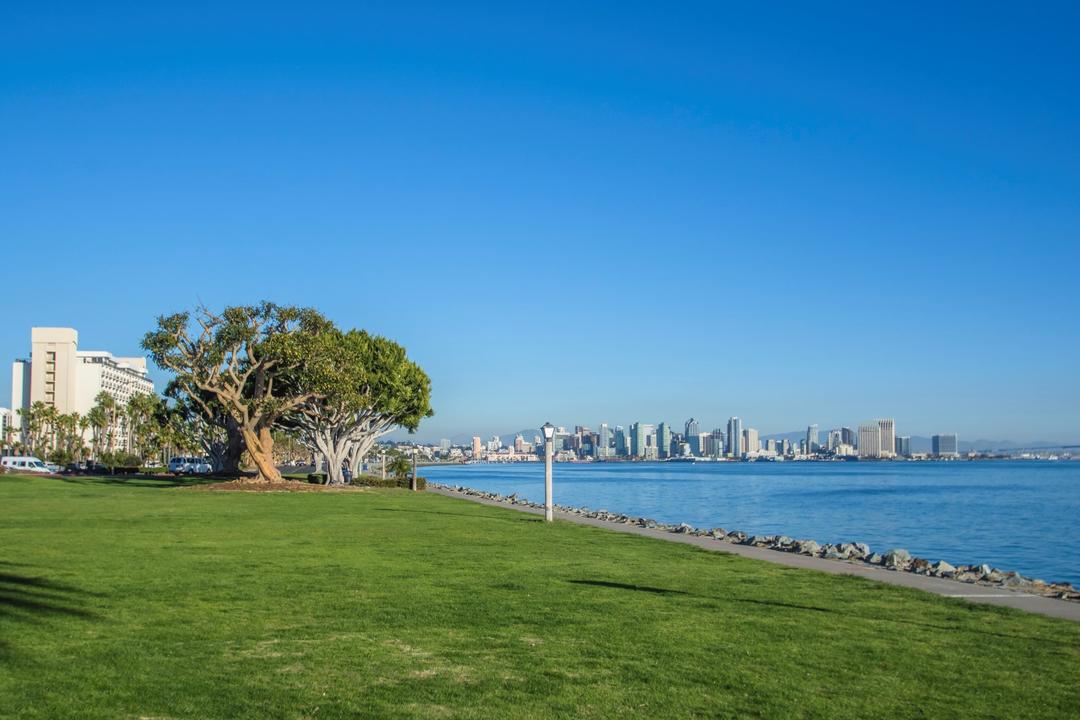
[423, 460, 1080, 585]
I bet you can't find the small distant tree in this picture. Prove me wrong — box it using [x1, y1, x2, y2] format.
[143, 302, 333, 483]
[388, 456, 411, 480]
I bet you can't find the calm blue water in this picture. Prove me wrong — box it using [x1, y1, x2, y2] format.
[424, 461, 1080, 585]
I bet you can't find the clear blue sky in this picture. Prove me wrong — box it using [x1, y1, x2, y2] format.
[2, 2, 1078, 443]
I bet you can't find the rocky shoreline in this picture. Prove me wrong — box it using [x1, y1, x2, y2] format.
[432, 483, 1080, 603]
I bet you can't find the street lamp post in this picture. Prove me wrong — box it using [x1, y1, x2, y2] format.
[410, 449, 418, 492]
[541, 422, 555, 522]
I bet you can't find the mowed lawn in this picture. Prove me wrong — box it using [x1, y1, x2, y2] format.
[1, 475, 1078, 720]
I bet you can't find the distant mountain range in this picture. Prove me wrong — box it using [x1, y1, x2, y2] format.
[441, 428, 1074, 453]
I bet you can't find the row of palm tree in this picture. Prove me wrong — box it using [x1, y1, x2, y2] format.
[4, 392, 202, 467]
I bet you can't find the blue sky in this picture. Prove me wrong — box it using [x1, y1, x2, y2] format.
[2, 2, 1078, 442]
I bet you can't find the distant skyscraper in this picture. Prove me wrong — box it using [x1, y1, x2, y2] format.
[657, 423, 672, 459]
[932, 434, 959, 458]
[841, 427, 857, 447]
[744, 428, 760, 455]
[895, 436, 911, 457]
[858, 423, 882, 458]
[471, 436, 482, 458]
[598, 423, 612, 458]
[684, 417, 699, 441]
[614, 426, 627, 456]
[827, 429, 842, 451]
[727, 416, 743, 457]
[878, 419, 896, 458]
[630, 422, 646, 458]
[440, 438, 451, 453]
[806, 424, 819, 453]
[514, 434, 524, 453]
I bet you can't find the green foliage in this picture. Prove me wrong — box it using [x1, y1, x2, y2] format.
[307, 473, 327, 484]
[388, 456, 412, 479]
[1, 476, 1078, 719]
[355, 475, 426, 490]
[142, 302, 336, 480]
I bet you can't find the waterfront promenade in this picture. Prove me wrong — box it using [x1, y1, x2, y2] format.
[429, 487, 1080, 622]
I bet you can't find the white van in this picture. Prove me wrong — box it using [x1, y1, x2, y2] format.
[1, 456, 53, 474]
[168, 457, 213, 475]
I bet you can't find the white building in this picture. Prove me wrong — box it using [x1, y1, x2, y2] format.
[858, 422, 883, 459]
[877, 418, 896, 459]
[0, 407, 14, 450]
[10, 327, 155, 449]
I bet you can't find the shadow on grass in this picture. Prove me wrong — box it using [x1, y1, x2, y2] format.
[374, 508, 543, 523]
[567, 579, 1070, 646]
[0, 567, 100, 624]
[58, 474, 222, 489]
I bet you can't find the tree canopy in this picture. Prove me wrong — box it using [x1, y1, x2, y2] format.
[144, 302, 432, 483]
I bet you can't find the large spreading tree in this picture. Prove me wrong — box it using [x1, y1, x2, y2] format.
[143, 302, 334, 483]
[289, 329, 432, 485]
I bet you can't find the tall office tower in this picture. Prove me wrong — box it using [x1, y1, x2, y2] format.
[684, 418, 699, 440]
[488, 435, 502, 452]
[806, 424, 819, 453]
[828, 429, 842, 451]
[614, 426, 627, 456]
[765, 438, 777, 455]
[656, 423, 672, 459]
[707, 429, 725, 458]
[841, 426, 856, 447]
[932, 434, 959, 458]
[895, 435, 911, 457]
[472, 436, 483, 458]
[440, 438, 452, 453]
[744, 428, 760, 455]
[878, 419, 896, 458]
[599, 423, 611, 454]
[630, 422, 646, 458]
[727, 416, 743, 457]
[781, 438, 792, 456]
[858, 423, 883, 458]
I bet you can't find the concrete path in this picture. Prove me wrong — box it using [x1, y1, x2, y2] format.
[428, 487, 1080, 622]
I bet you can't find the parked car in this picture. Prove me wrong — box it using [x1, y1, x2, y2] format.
[43, 462, 61, 473]
[1, 456, 53, 474]
[168, 457, 213, 475]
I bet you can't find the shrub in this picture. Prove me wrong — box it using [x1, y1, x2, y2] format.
[355, 475, 426, 490]
[307, 473, 327, 485]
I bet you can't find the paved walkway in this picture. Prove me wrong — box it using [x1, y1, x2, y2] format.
[428, 488, 1080, 622]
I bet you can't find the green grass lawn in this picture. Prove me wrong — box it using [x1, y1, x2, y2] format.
[1, 475, 1077, 719]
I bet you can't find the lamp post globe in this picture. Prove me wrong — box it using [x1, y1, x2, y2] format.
[541, 422, 555, 522]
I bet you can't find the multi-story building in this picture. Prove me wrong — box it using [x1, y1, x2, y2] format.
[727, 416, 743, 458]
[684, 418, 699, 440]
[806, 424, 819, 453]
[841, 426, 857, 447]
[878, 418, 896, 458]
[932, 434, 959, 458]
[656, 422, 672, 459]
[858, 422, 883, 458]
[10, 327, 154, 449]
[827, 429, 842, 451]
[744, 428, 760, 456]
[0, 407, 14, 452]
[895, 436, 911, 457]
[471, 436, 483, 458]
[630, 422, 646, 458]
[614, 426, 627, 457]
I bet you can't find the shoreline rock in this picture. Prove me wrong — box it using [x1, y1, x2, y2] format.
[430, 483, 1079, 603]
